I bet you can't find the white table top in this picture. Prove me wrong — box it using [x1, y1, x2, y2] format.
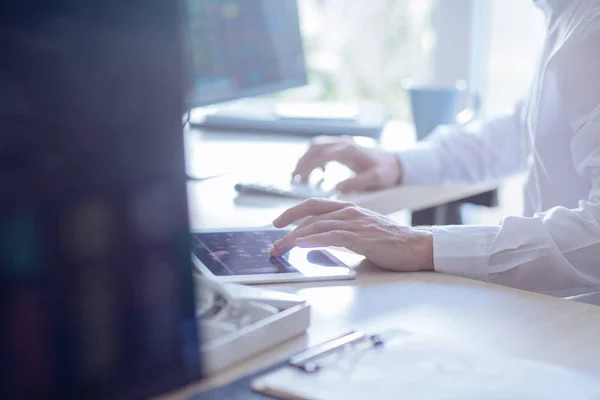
[185, 122, 498, 229]
[163, 260, 600, 398]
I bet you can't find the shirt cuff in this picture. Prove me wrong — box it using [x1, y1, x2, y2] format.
[396, 144, 441, 185]
[430, 225, 500, 282]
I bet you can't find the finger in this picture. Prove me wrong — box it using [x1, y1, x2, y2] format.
[295, 231, 357, 251]
[336, 169, 384, 193]
[272, 198, 353, 228]
[293, 142, 339, 182]
[293, 206, 361, 231]
[270, 220, 349, 256]
[294, 142, 359, 182]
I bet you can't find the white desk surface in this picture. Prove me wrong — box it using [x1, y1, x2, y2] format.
[185, 121, 498, 229]
[163, 259, 600, 398]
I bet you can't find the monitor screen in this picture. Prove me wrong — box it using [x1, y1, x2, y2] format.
[184, 0, 308, 107]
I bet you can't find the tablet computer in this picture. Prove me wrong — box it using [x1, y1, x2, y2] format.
[191, 228, 356, 284]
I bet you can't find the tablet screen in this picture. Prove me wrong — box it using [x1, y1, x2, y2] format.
[191, 230, 344, 276]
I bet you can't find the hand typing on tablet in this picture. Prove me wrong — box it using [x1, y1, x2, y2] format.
[269, 198, 434, 272]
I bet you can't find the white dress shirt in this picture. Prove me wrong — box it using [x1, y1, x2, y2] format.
[398, 0, 600, 297]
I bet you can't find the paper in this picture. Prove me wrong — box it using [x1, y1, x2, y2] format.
[252, 331, 600, 400]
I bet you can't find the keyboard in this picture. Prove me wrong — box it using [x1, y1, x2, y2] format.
[234, 180, 337, 199]
[189, 98, 390, 139]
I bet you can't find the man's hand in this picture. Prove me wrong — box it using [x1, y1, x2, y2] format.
[293, 136, 403, 193]
[270, 199, 434, 272]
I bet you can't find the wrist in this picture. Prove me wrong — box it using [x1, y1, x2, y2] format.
[386, 151, 404, 185]
[412, 230, 434, 271]
[395, 156, 405, 185]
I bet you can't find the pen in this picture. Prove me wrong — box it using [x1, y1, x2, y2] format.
[289, 330, 366, 372]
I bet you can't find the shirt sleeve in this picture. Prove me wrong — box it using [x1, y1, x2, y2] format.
[431, 22, 600, 298]
[397, 101, 526, 185]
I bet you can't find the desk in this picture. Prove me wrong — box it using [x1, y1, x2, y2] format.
[163, 259, 600, 398]
[167, 124, 548, 399]
[185, 121, 499, 229]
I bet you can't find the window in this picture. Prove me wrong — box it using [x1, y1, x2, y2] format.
[288, 1, 545, 122]
[284, 0, 437, 121]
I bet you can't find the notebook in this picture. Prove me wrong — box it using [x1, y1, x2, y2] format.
[251, 330, 600, 400]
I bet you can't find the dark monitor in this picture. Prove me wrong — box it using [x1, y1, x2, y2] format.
[0, 1, 201, 399]
[183, 0, 307, 107]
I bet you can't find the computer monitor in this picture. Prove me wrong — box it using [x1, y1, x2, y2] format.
[183, 0, 307, 108]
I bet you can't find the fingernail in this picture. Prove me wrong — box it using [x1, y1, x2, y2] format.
[269, 247, 277, 256]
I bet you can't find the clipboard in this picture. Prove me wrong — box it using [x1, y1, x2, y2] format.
[251, 330, 600, 400]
